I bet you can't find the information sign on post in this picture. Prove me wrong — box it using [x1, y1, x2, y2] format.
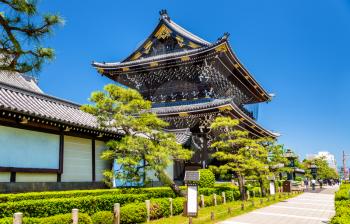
[184, 171, 200, 217]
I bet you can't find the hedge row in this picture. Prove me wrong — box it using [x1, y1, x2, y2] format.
[0, 194, 149, 218]
[0, 186, 240, 203]
[0, 213, 92, 224]
[0, 187, 175, 203]
[331, 184, 350, 224]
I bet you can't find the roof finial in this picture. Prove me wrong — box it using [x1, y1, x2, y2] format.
[217, 32, 230, 42]
[159, 9, 170, 21]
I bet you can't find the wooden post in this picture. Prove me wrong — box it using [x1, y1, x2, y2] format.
[260, 198, 263, 205]
[72, 209, 79, 224]
[253, 190, 255, 198]
[228, 207, 232, 215]
[200, 194, 205, 208]
[251, 200, 254, 207]
[210, 212, 215, 220]
[114, 203, 120, 224]
[189, 217, 193, 224]
[241, 203, 245, 210]
[247, 191, 250, 200]
[267, 195, 270, 202]
[169, 198, 173, 217]
[213, 193, 217, 206]
[222, 192, 226, 204]
[145, 200, 151, 222]
[13, 212, 23, 224]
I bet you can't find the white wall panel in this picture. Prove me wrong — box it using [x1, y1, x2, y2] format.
[0, 126, 59, 169]
[95, 141, 110, 182]
[61, 136, 92, 182]
[0, 172, 10, 182]
[16, 173, 57, 182]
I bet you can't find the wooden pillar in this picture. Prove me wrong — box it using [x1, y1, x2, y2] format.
[169, 198, 173, 217]
[92, 139, 96, 182]
[222, 192, 226, 204]
[57, 134, 64, 182]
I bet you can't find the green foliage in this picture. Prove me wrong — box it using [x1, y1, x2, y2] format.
[302, 157, 339, 180]
[209, 117, 269, 199]
[0, 187, 179, 203]
[198, 169, 215, 188]
[120, 202, 148, 224]
[331, 184, 350, 224]
[0, 213, 92, 224]
[81, 84, 192, 194]
[0, 194, 148, 218]
[0, 0, 63, 73]
[91, 211, 113, 224]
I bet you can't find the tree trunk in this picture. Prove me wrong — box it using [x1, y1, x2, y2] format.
[157, 169, 185, 197]
[237, 174, 246, 201]
[259, 178, 266, 197]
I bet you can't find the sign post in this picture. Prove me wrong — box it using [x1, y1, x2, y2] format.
[184, 171, 200, 218]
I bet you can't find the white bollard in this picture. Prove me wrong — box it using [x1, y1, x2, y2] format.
[114, 203, 120, 224]
[200, 194, 205, 208]
[222, 192, 226, 204]
[72, 209, 79, 224]
[169, 198, 173, 217]
[145, 200, 151, 222]
[13, 212, 23, 224]
[213, 193, 217, 206]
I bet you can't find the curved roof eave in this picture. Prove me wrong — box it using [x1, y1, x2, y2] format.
[151, 99, 277, 138]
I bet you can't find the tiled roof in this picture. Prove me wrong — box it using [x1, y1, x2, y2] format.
[165, 128, 192, 145]
[163, 18, 211, 46]
[0, 76, 100, 130]
[0, 71, 43, 93]
[92, 44, 213, 68]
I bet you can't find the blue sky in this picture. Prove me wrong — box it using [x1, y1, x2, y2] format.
[38, 1, 350, 165]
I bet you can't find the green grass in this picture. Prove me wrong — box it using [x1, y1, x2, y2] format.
[148, 192, 301, 224]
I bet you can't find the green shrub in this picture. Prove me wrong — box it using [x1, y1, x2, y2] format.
[91, 211, 113, 224]
[198, 169, 215, 188]
[0, 187, 176, 203]
[0, 194, 148, 218]
[120, 203, 147, 224]
[331, 184, 350, 224]
[0, 213, 92, 224]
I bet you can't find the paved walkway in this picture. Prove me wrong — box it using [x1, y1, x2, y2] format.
[218, 186, 338, 224]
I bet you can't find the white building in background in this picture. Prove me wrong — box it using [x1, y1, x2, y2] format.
[306, 151, 337, 170]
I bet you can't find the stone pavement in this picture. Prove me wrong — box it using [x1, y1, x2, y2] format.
[218, 186, 338, 224]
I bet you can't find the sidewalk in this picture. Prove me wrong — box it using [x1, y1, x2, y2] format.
[218, 186, 338, 224]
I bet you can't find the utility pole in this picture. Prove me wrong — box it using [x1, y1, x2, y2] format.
[343, 151, 350, 180]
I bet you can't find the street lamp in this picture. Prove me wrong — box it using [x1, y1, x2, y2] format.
[310, 163, 318, 179]
[284, 149, 298, 180]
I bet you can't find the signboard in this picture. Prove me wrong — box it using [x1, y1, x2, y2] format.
[269, 180, 275, 195]
[187, 184, 198, 217]
[184, 171, 200, 182]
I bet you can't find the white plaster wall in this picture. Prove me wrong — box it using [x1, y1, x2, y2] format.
[0, 172, 10, 182]
[16, 173, 57, 182]
[0, 125, 59, 169]
[95, 140, 110, 181]
[61, 136, 92, 182]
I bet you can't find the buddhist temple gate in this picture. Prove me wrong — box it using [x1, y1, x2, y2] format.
[93, 10, 278, 181]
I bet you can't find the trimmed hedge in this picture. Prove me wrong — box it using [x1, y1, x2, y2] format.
[198, 169, 215, 188]
[0, 194, 148, 218]
[91, 211, 114, 224]
[331, 184, 350, 224]
[0, 185, 240, 219]
[0, 187, 176, 203]
[0, 213, 92, 224]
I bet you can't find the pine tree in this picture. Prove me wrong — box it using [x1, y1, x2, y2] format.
[209, 116, 267, 200]
[0, 0, 63, 73]
[81, 84, 192, 196]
